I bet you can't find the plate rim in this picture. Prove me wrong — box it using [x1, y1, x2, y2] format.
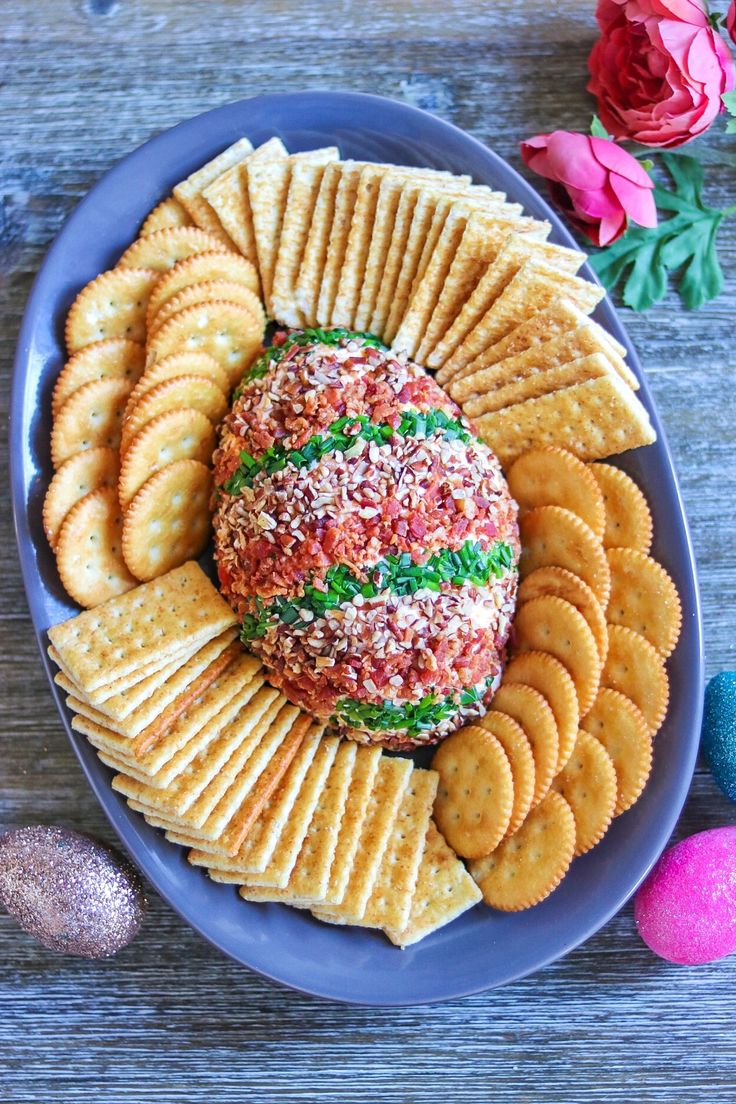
[9, 90, 704, 1005]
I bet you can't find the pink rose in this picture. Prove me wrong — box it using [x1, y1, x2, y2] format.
[588, 0, 736, 147]
[727, 2, 736, 46]
[520, 131, 657, 246]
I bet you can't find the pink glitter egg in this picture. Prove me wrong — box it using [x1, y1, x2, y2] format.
[635, 827, 736, 965]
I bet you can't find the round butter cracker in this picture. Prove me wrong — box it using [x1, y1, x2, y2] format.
[491, 682, 558, 808]
[519, 505, 610, 607]
[140, 197, 193, 237]
[146, 251, 260, 330]
[44, 446, 120, 551]
[149, 280, 265, 338]
[51, 377, 132, 469]
[503, 650, 579, 775]
[118, 227, 230, 272]
[581, 688, 653, 815]
[65, 268, 157, 352]
[120, 374, 227, 453]
[119, 409, 215, 508]
[551, 729, 617, 856]
[588, 463, 653, 553]
[507, 446, 605, 539]
[511, 595, 602, 718]
[431, 725, 513, 859]
[56, 486, 136, 608]
[145, 301, 263, 388]
[519, 565, 608, 665]
[601, 625, 669, 737]
[477, 711, 535, 836]
[605, 547, 682, 658]
[52, 338, 144, 418]
[122, 459, 212, 582]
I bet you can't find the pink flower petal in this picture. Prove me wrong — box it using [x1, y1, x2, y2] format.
[609, 172, 658, 226]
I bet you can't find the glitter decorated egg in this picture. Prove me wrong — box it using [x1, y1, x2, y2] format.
[634, 827, 736, 965]
[0, 825, 147, 957]
[213, 329, 520, 750]
[701, 671, 736, 803]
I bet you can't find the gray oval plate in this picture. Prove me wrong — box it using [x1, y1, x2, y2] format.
[10, 91, 703, 1005]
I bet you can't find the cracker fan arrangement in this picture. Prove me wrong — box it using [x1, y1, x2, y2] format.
[41, 136, 681, 947]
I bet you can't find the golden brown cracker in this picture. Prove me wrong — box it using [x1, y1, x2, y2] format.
[146, 251, 260, 331]
[316, 161, 365, 326]
[469, 791, 576, 911]
[490, 682, 559, 808]
[518, 566, 609, 666]
[476, 713, 535, 835]
[140, 197, 193, 236]
[321, 745, 382, 906]
[605, 548, 682, 658]
[601, 625, 669, 736]
[118, 227, 230, 272]
[506, 447, 605, 539]
[384, 821, 482, 947]
[551, 729, 617, 856]
[588, 463, 653, 552]
[56, 486, 136, 609]
[118, 408, 216, 509]
[519, 505, 610, 606]
[503, 650, 579, 774]
[43, 446, 119, 551]
[271, 159, 332, 327]
[65, 268, 157, 352]
[295, 161, 343, 325]
[51, 377, 132, 469]
[145, 300, 263, 388]
[47, 560, 235, 693]
[123, 351, 229, 418]
[121, 459, 212, 582]
[474, 373, 657, 468]
[173, 137, 254, 244]
[149, 280, 265, 338]
[431, 725, 513, 859]
[52, 338, 145, 418]
[511, 595, 602, 718]
[581, 688, 652, 815]
[121, 375, 227, 453]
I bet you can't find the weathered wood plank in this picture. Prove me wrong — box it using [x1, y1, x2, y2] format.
[1, 1, 735, 1099]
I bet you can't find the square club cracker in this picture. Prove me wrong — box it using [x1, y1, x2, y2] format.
[295, 160, 344, 325]
[318, 743, 382, 906]
[114, 689, 286, 816]
[173, 137, 254, 246]
[315, 161, 369, 327]
[238, 740, 358, 905]
[330, 164, 455, 331]
[271, 156, 339, 327]
[361, 767, 439, 933]
[384, 822, 482, 948]
[313, 754, 412, 923]
[220, 734, 340, 884]
[474, 372, 656, 467]
[353, 173, 472, 332]
[183, 725, 323, 867]
[202, 138, 288, 270]
[454, 324, 637, 409]
[438, 261, 604, 380]
[431, 237, 585, 377]
[48, 562, 236, 694]
[248, 147, 338, 312]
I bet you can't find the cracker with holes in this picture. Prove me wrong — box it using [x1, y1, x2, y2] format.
[477, 714, 535, 836]
[124, 351, 229, 418]
[44, 446, 120, 551]
[65, 268, 158, 352]
[581, 688, 653, 816]
[55, 486, 136, 608]
[140, 197, 193, 236]
[121, 375, 227, 453]
[118, 409, 216, 508]
[122, 458, 212, 581]
[431, 725, 513, 858]
[149, 280, 265, 338]
[52, 338, 145, 417]
[146, 252, 260, 330]
[588, 463, 653, 552]
[146, 301, 263, 388]
[51, 377, 132, 469]
[605, 548, 681, 657]
[511, 595, 602, 717]
[518, 566, 609, 665]
[469, 791, 576, 911]
[519, 505, 610, 606]
[47, 562, 236, 693]
[551, 730, 617, 856]
[491, 682, 558, 808]
[506, 447, 605, 538]
[601, 625, 669, 736]
[118, 227, 230, 271]
[503, 651, 579, 775]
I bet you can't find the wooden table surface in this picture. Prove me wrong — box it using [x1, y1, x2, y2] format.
[2, 2, 735, 1100]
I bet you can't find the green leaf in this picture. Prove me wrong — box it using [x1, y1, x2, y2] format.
[590, 115, 610, 139]
[726, 118, 736, 135]
[722, 90, 736, 116]
[590, 154, 728, 312]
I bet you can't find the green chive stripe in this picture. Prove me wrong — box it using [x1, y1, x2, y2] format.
[223, 407, 474, 496]
[331, 677, 495, 737]
[235, 327, 386, 395]
[240, 539, 516, 642]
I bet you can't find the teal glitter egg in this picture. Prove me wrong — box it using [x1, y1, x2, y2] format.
[702, 672, 736, 803]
